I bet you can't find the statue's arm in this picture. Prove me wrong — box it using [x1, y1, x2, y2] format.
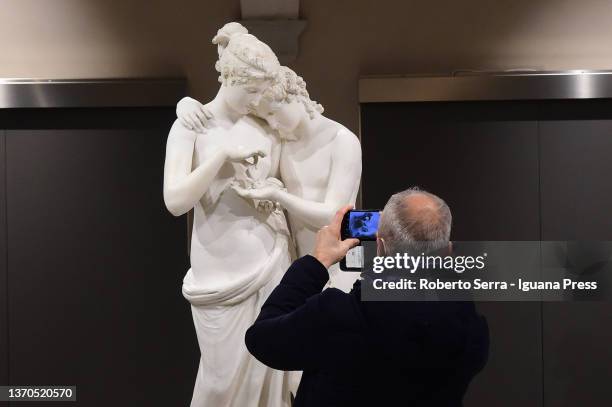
[275, 129, 362, 229]
[323, 128, 362, 208]
[163, 119, 227, 216]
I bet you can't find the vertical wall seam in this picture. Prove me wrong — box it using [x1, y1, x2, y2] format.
[1, 131, 7, 390]
[357, 103, 364, 209]
[536, 116, 545, 407]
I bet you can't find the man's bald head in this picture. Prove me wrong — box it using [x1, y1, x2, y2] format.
[377, 187, 452, 255]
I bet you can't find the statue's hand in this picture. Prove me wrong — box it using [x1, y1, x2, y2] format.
[232, 183, 280, 201]
[223, 144, 266, 164]
[232, 177, 284, 201]
[177, 96, 213, 133]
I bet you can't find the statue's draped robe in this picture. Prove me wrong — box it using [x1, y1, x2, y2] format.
[182, 120, 294, 407]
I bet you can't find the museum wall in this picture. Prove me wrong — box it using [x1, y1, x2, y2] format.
[2, 0, 612, 133]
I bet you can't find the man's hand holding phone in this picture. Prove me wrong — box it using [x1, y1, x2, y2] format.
[313, 205, 360, 269]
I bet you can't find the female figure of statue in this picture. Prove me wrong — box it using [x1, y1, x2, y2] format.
[163, 22, 292, 407]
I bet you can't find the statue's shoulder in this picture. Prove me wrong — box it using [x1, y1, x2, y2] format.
[328, 124, 361, 163]
[167, 118, 198, 144]
[333, 125, 361, 148]
[317, 115, 354, 140]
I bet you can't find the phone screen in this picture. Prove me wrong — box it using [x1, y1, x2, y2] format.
[345, 210, 380, 240]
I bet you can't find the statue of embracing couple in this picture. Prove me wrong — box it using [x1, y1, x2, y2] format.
[163, 21, 361, 407]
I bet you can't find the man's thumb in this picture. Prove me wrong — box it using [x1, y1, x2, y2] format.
[342, 238, 360, 251]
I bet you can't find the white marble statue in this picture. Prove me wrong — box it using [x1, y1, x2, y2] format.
[178, 67, 363, 292]
[163, 22, 293, 407]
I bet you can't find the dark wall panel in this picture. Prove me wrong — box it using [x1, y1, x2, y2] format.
[6, 128, 197, 406]
[361, 102, 541, 240]
[540, 120, 612, 407]
[361, 102, 543, 407]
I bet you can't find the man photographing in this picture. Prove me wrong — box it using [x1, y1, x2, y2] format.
[245, 188, 489, 406]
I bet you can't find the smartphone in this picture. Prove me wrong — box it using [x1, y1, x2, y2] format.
[341, 209, 381, 241]
[340, 209, 381, 271]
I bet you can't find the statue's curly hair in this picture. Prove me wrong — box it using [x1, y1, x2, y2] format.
[212, 22, 280, 86]
[263, 66, 324, 119]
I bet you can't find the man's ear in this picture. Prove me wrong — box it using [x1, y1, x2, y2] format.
[377, 237, 386, 256]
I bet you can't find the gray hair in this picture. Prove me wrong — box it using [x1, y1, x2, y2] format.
[377, 187, 452, 255]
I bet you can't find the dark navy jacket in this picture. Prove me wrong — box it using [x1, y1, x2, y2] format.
[245, 255, 489, 407]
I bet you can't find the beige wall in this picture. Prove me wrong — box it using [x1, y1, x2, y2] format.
[2, 0, 612, 132]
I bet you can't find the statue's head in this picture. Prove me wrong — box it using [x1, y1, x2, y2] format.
[257, 66, 324, 138]
[213, 22, 280, 115]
